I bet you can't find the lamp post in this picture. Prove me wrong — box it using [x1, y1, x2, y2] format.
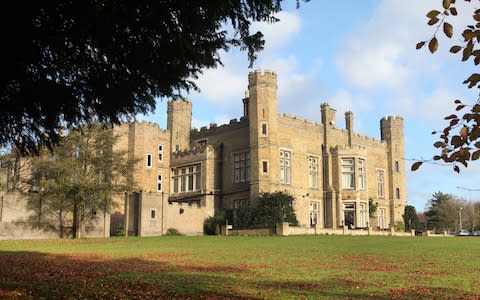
[459, 207, 463, 231]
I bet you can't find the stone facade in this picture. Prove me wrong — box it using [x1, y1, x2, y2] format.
[116, 70, 407, 235]
[0, 70, 407, 238]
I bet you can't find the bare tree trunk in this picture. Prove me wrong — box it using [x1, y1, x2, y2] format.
[73, 200, 81, 238]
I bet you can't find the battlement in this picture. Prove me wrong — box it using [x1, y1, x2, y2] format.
[131, 121, 168, 133]
[172, 144, 210, 158]
[191, 117, 249, 139]
[380, 115, 403, 125]
[248, 69, 277, 86]
[279, 113, 322, 131]
[167, 98, 192, 107]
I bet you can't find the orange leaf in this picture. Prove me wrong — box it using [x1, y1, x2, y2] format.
[411, 161, 423, 171]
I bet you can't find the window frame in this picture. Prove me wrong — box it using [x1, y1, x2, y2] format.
[341, 158, 355, 190]
[280, 149, 292, 184]
[308, 155, 319, 189]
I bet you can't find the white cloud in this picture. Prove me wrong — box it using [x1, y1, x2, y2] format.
[252, 11, 302, 51]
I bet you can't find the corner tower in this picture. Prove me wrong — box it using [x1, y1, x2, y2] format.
[247, 70, 280, 203]
[167, 99, 192, 152]
[380, 116, 407, 226]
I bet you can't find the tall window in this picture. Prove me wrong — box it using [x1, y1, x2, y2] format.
[146, 153, 152, 168]
[280, 150, 291, 184]
[310, 202, 319, 226]
[394, 161, 399, 172]
[359, 203, 367, 228]
[308, 156, 318, 188]
[341, 158, 355, 189]
[157, 174, 162, 192]
[378, 208, 386, 229]
[233, 152, 250, 183]
[262, 161, 268, 173]
[396, 188, 400, 200]
[261, 123, 268, 136]
[358, 158, 366, 190]
[158, 145, 163, 162]
[172, 164, 201, 193]
[377, 170, 385, 198]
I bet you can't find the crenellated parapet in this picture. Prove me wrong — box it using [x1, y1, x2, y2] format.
[248, 69, 277, 87]
[190, 117, 248, 139]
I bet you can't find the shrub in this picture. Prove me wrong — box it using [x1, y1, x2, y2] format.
[166, 228, 182, 236]
[204, 211, 226, 235]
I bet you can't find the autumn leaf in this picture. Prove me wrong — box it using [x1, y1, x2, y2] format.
[411, 161, 423, 171]
[450, 45, 462, 53]
[443, 0, 451, 9]
[426, 10, 441, 18]
[416, 41, 426, 49]
[428, 37, 439, 53]
[443, 22, 453, 38]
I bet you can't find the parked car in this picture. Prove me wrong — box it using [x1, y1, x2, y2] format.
[473, 230, 480, 236]
[454, 229, 471, 236]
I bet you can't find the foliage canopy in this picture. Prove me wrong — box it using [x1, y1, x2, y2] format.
[414, 0, 480, 172]
[1, 1, 307, 154]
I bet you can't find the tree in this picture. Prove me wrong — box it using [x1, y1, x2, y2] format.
[413, 0, 480, 173]
[425, 191, 462, 232]
[255, 191, 299, 227]
[1, 1, 308, 155]
[403, 205, 420, 232]
[29, 125, 134, 238]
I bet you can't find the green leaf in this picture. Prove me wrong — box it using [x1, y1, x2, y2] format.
[411, 161, 423, 171]
[443, 22, 453, 38]
[428, 37, 439, 53]
[416, 41, 426, 50]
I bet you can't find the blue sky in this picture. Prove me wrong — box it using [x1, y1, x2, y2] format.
[141, 0, 480, 212]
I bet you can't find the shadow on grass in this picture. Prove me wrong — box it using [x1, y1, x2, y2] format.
[0, 251, 476, 299]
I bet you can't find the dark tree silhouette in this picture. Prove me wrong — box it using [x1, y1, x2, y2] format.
[1, 1, 305, 154]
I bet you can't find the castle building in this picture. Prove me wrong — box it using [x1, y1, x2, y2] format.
[114, 70, 407, 235]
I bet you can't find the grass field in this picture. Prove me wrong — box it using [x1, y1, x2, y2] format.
[0, 235, 479, 299]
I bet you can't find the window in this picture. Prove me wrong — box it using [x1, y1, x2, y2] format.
[261, 123, 268, 136]
[358, 159, 366, 190]
[308, 156, 318, 188]
[341, 158, 355, 189]
[146, 153, 152, 168]
[262, 161, 268, 173]
[378, 208, 386, 229]
[396, 188, 400, 200]
[359, 203, 367, 228]
[150, 209, 156, 219]
[158, 145, 163, 162]
[233, 199, 249, 209]
[175, 144, 179, 151]
[344, 203, 355, 228]
[395, 161, 399, 172]
[310, 202, 319, 226]
[197, 139, 207, 147]
[157, 174, 162, 192]
[377, 170, 385, 198]
[280, 150, 291, 184]
[172, 164, 201, 193]
[233, 152, 250, 182]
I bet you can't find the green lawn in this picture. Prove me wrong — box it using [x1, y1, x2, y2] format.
[1, 235, 479, 299]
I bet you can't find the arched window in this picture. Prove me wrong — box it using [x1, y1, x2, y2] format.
[395, 188, 400, 200]
[394, 161, 399, 172]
